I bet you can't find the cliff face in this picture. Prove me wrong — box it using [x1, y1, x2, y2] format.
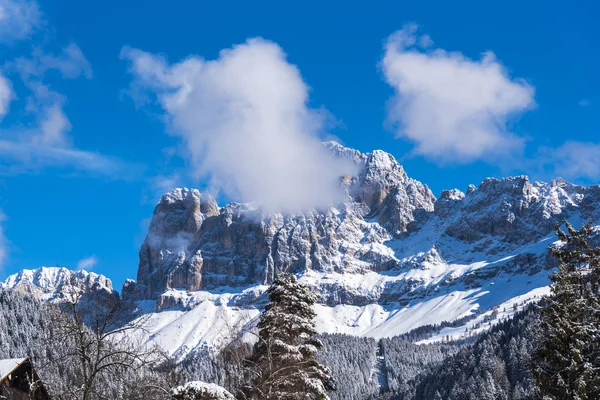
[137, 189, 220, 297]
[5, 143, 599, 354]
[132, 142, 600, 306]
[134, 143, 437, 300]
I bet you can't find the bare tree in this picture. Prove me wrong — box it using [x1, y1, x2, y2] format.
[218, 310, 258, 395]
[49, 281, 158, 400]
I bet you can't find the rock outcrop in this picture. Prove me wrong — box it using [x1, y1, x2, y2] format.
[133, 143, 436, 299]
[5, 143, 599, 353]
[130, 143, 600, 304]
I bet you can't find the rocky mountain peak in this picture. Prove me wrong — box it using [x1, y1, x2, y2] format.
[130, 143, 598, 316]
[466, 184, 477, 195]
[349, 147, 436, 234]
[1, 266, 116, 303]
[150, 188, 219, 237]
[323, 141, 366, 165]
[136, 188, 221, 298]
[440, 189, 465, 201]
[132, 144, 437, 299]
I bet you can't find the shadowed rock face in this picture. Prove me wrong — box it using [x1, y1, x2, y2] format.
[137, 189, 220, 298]
[132, 142, 600, 301]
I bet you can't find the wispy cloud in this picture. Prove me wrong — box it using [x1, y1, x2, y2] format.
[381, 23, 535, 163]
[536, 142, 600, 182]
[0, 41, 138, 177]
[578, 99, 590, 107]
[76, 255, 98, 271]
[0, 0, 41, 42]
[7, 43, 94, 148]
[121, 39, 355, 212]
[0, 72, 12, 117]
[14, 43, 92, 80]
[146, 172, 182, 201]
[0, 140, 138, 177]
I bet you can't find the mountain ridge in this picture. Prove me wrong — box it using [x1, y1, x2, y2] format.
[3, 142, 599, 356]
[1, 266, 117, 302]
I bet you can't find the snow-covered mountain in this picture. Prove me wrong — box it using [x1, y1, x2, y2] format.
[1, 266, 117, 303]
[119, 142, 599, 357]
[3, 142, 598, 357]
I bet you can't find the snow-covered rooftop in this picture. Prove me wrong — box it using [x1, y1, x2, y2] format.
[0, 358, 27, 380]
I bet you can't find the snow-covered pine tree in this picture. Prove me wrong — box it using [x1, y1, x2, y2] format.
[171, 381, 235, 400]
[239, 273, 334, 400]
[531, 221, 600, 399]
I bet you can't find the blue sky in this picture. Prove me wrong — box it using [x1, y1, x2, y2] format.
[0, 0, 598, 289]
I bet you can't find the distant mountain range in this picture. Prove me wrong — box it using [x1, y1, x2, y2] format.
[5, 142, 599, 357]
[1, 266, 116, 303]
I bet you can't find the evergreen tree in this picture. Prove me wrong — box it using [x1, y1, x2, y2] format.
[240, 273, 334, 400]
[531, 221, 600, 399]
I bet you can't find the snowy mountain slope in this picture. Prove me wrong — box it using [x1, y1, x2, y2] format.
[117, 143, 600, 355]
[127, 254, 552, 358]
[1, 266, 117, 303]
[131, 145, 597, 303]
[3, 142, 598, 357]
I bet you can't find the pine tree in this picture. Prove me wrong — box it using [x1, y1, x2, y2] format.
[531, 221, 600, 399]
[240, 273, 334, 400]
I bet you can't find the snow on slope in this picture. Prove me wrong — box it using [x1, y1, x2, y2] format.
[171, 381, 235, 400]
[416, 286, 550, 344]
[132, 248, 552, 357]
[127, 285, 265, 357]
[1, 266, 115, 302]
[137, 301, 261, 357]
[7, 144, 594, 359]
[123, 144, 600, 356]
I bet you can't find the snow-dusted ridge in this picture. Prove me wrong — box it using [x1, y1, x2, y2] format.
[128, 251, 552, 357]
[124, 143, 599, 355]
[4, 143, 600, 357]
[1, 266, 116, 302]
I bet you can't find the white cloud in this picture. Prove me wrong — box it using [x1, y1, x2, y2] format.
[39, 43, 93, 79]
[34, 102, 72, 147]
[537, 141, 600, 181]
[0, 81, 129, 176]
[0, 140, 136, 176]
[0, 0, 41, 42]
[16, 43, 92, 80]
[121, 38, 355, 212]
[381, 24, 535, 163]
[0, 43, 136, 177]
[12, 76, 74, 149]
[12, 44, 93, 148]
[76, 255, 98, 271]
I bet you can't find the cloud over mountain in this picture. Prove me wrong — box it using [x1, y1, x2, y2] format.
[122, 38, 355, 212]
[76, 255, 98, 271]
